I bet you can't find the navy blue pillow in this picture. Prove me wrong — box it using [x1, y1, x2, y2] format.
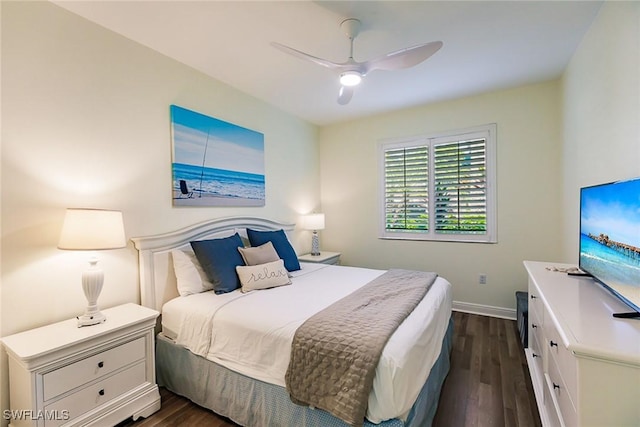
[190, 233, 245, 294]
[246, 229, 300, 272]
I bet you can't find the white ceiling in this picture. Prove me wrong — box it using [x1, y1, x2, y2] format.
[53, 1, 602, 126]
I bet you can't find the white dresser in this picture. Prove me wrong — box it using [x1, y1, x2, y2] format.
[523, 261, 640, 427]
[1, 303, 161, 427]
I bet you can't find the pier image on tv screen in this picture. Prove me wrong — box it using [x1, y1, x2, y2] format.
[579, 177, 640, 312]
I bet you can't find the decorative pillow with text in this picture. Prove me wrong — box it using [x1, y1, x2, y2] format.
[236, 259, 291, 293]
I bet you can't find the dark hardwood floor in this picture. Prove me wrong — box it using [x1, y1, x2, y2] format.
[432, 312, 541, 427]
[119, 312, 541, 427]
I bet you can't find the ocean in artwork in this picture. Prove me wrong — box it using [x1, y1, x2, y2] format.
[173, 162, 265, 201]
[170, 105, 265, 206]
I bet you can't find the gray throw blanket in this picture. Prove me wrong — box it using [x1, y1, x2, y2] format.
[285, 269, 438, 426]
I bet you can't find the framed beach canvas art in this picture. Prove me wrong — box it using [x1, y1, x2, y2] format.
[170, 105, 265, 207]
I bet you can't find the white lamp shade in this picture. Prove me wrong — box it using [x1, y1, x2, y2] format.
[303, 213, 325, 231]
[58, 208, 126, 250]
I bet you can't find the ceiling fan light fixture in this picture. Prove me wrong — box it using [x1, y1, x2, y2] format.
[272, 18, 442, 105]
[339, 71, 362, 86]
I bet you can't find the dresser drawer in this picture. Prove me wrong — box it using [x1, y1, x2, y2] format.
[528, 286, 544, 326]
[44, 361, 146, 426]
[544, 319, 577, 405]
[528, 326, 545, 389]
[547, 356, 577, 427]
[528, 302, 543, 349]
[542, 380, 562, 427]
[43, 337, 145, 401]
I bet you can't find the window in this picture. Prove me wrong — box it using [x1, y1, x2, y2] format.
[379, 124, 496, 243]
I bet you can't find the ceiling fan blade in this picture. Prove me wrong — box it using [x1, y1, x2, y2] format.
[337, 86, 355, 105]
[365, 41, 443, 72]
[271, 42, 345, 71]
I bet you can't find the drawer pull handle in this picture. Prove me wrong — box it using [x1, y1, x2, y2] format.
[98, 361, 104, 368]
[532, 352, 539, 358]
[532, 324, 538, 329]
[549, 340, 558, 347]
[553, 383, 560, 390]
[530, 295, 537, 299]
[98, 389, 105, 396]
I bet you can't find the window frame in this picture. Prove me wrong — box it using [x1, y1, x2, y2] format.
[378, 124, 497, 243]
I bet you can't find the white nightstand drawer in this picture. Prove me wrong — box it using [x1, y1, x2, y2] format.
[43, 336, 145, 401]
[44, 361, 146, 426]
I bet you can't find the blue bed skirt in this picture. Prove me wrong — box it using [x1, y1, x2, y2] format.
[156, 316, 453, 427]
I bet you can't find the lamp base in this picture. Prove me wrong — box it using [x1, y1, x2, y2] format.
[77, 310, 106, 327]
[311, 231, 321, 256]
[78, 256, 106, 327]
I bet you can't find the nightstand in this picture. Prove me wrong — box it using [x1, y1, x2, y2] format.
[1, 303, 161, 427]
[298, 251, 341, 265]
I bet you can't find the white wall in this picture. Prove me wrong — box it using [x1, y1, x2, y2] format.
[561, 1, 640, 261]
[319, 81, 563, 313]
[1, 2, 319, 417]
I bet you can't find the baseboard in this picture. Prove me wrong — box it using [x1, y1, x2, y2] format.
[453, 300, 516, 320]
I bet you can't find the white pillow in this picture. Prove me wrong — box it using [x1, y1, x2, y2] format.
[171, 249, 213, 296]
[236, 259, 291, 293]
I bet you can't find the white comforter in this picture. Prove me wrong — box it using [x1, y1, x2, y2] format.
[162, 263, 452, 423]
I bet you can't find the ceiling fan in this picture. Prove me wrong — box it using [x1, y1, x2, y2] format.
[271, 18, 443, 105]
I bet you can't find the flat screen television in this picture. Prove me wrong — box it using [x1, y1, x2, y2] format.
[579, 176, 640, 318]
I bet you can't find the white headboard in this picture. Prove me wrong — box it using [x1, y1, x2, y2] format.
[131, 216, 296, 311]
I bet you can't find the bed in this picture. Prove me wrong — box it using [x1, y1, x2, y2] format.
[132, 216, 453, 427]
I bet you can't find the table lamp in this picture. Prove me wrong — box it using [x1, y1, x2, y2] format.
[302, 213, 325, 256]
[58, 208, 126, 327]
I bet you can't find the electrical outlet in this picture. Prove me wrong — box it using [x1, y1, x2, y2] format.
[479, 274, 487, 285]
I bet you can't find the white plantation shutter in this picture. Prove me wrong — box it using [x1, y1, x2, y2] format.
[434, 138, 487, 234]
[384, 146, 429, 231]
[379, 124, 496, 242]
